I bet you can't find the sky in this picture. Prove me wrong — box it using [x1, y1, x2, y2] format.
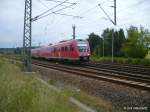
[0, 0, 150, 48]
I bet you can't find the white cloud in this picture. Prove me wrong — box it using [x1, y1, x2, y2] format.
[0, 0, 150, 48]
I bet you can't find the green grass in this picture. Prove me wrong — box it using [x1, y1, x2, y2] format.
[0, 58, 112, 112]
[0, 59, 4, 67]
[49, 80, 112, 112]
[91, 56, 150, 66]
[0, 60, 80, 112]
[62, 88, 112, 112]
[2, 54, 23, 61]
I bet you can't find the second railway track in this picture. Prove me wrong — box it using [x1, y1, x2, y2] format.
[32, 59, 150, 91]
[85, 62, 150, 76]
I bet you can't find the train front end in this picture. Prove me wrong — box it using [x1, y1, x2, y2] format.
[77, 39, 90, 62]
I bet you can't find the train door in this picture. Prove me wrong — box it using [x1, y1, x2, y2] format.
[64, 46, 68, 59]
[69, 45, 72, 59]
[61, 46, 64, 59]
[70, 45, 75, 59]
[58, 47, 61, 59]
[67, 45, 71, 59]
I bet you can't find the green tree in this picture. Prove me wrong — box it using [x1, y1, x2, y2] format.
[121, 26, 150, 58]
[87, 33, 102, 55]
[114, 29, 126, 56]
[101, 28, 126, 57]
[101, 28, 113, 56]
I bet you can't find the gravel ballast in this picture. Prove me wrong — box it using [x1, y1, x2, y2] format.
[32, 65, 150, 112]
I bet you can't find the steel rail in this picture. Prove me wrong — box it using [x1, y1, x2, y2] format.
[32, 60, 150, 91]
[86, 62, 150, 76]
[83, 66, 150, 81]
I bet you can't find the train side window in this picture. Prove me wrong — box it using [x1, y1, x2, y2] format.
[56, 48, 58, 52]
[67, 46, 70, 51]
[54, 48, 56, 52]
[71, 47, 74, 51]
[57, 48, 59, 52]
[51, 48, 53, 52]
[58, 48, 60, 52]
[65, 46, 67, 51]
[69, 45, 73, 51]
[61, 47, 64, 52]
[69, 46, 71, 51]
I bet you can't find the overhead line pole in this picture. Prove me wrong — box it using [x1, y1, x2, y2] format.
[98, 0, 116, 63]
[112, 0, 116, 63]
[23, 0, 78, 71]
[72, 25, 76, 39]
[114, 0, 116, 26]
[23, 0, 32, 72]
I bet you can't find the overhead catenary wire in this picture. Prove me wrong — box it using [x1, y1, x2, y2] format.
[34, 0, 70, 19]
[34, 0, 81, 39]
[36, 0, 112, 24]
[37, 0, 49, 9]
[51, 0, 114, 32]
[32, 2, 77, 21]
[46, 0, 75, 5]
[36, 0, 56, 38]
[37, 0, 82, 19]
[35, 0, 150, 38]
[44, 0, 75, 8]
[78, 0, 113, 16]
[98, 4, 115, 25]
[38, 3, 77, 18]
[51, 12, 82, 18]
[55, 0, 113, 27]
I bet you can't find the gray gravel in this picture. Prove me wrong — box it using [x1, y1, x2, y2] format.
[32, 65, 150, 112]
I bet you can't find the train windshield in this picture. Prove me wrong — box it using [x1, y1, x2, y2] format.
[77, 41, 89, 52]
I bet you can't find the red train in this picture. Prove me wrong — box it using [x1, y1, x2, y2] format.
[31, 39, 90, 62]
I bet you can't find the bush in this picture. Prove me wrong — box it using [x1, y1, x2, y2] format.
[91, 56, 150, 66]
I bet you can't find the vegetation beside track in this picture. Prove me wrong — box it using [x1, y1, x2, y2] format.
[0, 60, 79, 112]
[145, 51, 150, 59]
[91, 56, 150, 66]
[0, 59, 112, 112]
[48, 79, 112, 112]
[2, 54, 23, 61]
[62, 88, 112, 112]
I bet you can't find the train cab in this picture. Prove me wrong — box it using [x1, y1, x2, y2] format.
[76, 39, 90, 62]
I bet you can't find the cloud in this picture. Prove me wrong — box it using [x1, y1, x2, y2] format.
[0, 0, 150, 48]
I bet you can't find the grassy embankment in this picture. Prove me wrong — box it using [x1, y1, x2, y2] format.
[0, 59, 79, 112]
[0, 58, 112, 112]
[91, 56, 150, 66]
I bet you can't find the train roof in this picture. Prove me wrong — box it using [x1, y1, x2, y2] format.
[32, 39, 88, 51]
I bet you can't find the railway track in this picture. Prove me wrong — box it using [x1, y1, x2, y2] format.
[32, 59, 150, 91]
[83, 62, 150, 76]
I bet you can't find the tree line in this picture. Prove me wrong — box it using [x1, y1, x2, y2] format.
[87, 26, 150, 58]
